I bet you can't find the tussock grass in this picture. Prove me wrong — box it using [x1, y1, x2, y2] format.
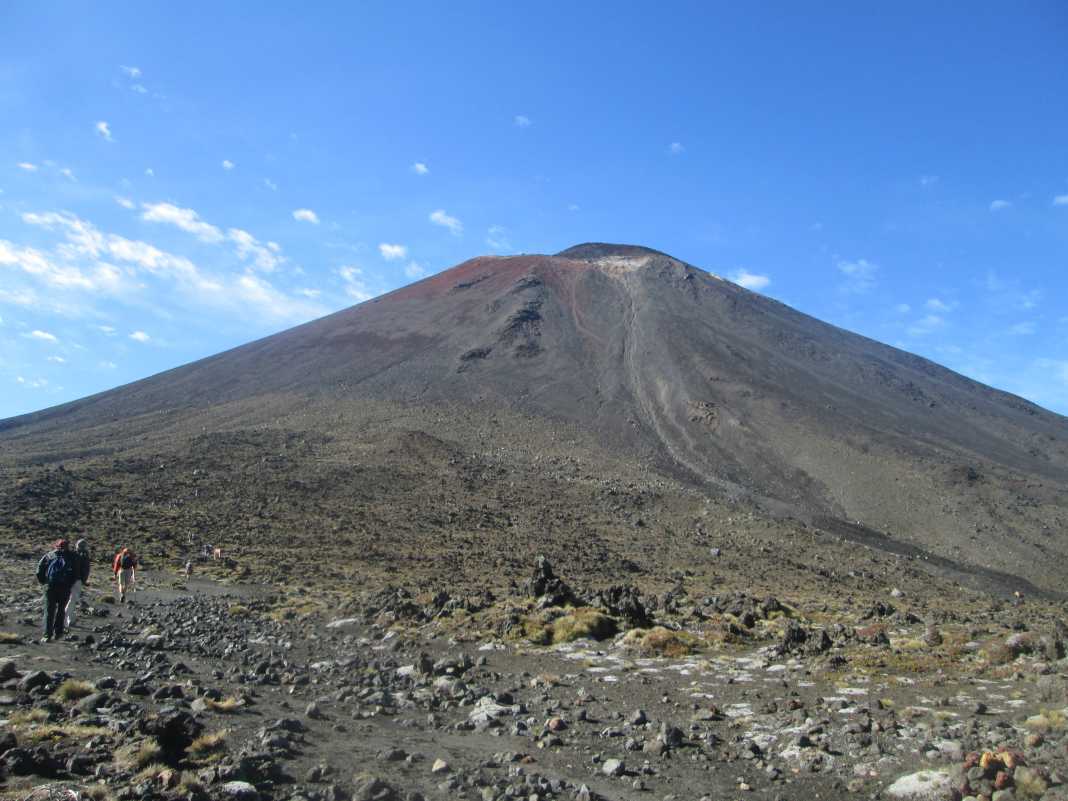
[520, 607, 617, 645]
[178, 772, 205, 796]
[227, 604, 251, 617]
[114, 738, 163, 771]
[53, 678, 95, 702]
[22, 723, 111, 742]
[205, 696, 243, 713]
[623, 626, 703, 657]
[0, 631, 22, 644]
[1024, 707, 1068, 733]
[188, 729, 229, 755]
[9, 708, 49, 725]
[133, 762, 170, 783]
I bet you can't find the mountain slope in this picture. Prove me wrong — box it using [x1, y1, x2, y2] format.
[2, 244, 1066, 592]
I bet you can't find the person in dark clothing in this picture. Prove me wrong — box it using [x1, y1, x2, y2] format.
[64, 539, 91, 628]
[36, 539, 76, 642]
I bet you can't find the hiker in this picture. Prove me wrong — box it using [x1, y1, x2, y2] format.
[36, 539, 76, 642]
[64, 539, 91, 628]
[113, 547, 138, 602]
[184, 559, 193, 582]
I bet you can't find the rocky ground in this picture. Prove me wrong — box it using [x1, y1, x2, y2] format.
[1, 556, 1066, 801]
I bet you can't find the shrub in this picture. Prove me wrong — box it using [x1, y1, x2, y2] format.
[623, 626, 703, 657]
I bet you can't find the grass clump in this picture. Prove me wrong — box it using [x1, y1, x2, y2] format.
[623, 626, 703, 657]
[1024, 707, 1068, 733]
[205, 696, 244, 713]
[0, 631, 22, 644]
[114, 738, 163, 771]
[520, 607, 617, 645]
[53, 678, 95, 702]
[133, 762, 170, 783]
[188, 729, 229, 756]
[178, 772, 205, 796]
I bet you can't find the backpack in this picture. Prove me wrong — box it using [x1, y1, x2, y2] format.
[121, 552, 135, 570]
[45, 552, 74, 587]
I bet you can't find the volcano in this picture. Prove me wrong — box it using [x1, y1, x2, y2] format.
[2, 244, 1066, 596]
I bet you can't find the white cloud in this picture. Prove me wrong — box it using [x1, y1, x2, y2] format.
[263, 178, 278, 191]
[919, 175, 939, 187]
[486, 225, 511, 252]
[429, 209, 462, 235]
[120, 65, 141, 78]
[411, 162, 429, 175]
[906, 314, 945, 337]
[228, 228, 282, 272]
[99, 360, 117, 369]
[17, 162, 37, 171]
[338, 265, 373, 301]
[114, 196, 135, 209]
[989, 199, 1011, 211]
[297, 288, 321, 299]
[669, 142, 684, 155]
[47, 355, 65, 363]
[95, 121, 114, 142]
[293, 208, 320, 224]
[129, 330, 150, 342]
[404, 261, 426, 279]
[1, 237, 98, 290]
[1054, 194, 1068, 206]
[378, 243, 408, 261]
[222, 160, 234, 170]
[145, 168, 154, 177]
[894, 303, 911, 314]
[925, 298, 957, 312]
[28, 329, 58, 343]
[1008, 321, 1036, 336]
[131, 84, 147, 94]
[836, 258, 879, 294]
[728, 269, 770, 291]
[60, 167, 76, 181]
[514, 115, 532, 128]
[568, 203, 580, 212]
[16, 376, 48, 389]
[141, 202, 225, 243]
[98, 325, 116, 334]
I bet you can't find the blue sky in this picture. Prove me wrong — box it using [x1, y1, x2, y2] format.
[2, 2, 1067, 419]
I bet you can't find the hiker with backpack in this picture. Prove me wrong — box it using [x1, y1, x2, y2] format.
[113, 547, 138, 603]
[36, 539, 76, 642]
[64, 539, 91, 629]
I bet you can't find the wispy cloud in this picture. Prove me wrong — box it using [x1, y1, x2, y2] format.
[60, 167, 76, 181]
[95, 121, 114, 142]
[906, 314, 945, 337]
[114, 196, 135, 209]
[404, 261, 426, 279]
[47, 355, 66, 364]
[338, 265, 372, 302]
[919, 175, 939, 187]
[28, 329, 58, 343]
[129, 330, 150, 342]
[925, 297, 957, 312]
[729, 269, 770, 291]
[99, 360, 117, 369]
[486, 225, 511, 252]
[1008, 321, 1036, 336]
[378, 243, 407, 261]
[141, 202, 224, 243]
[17, 162, 37, 171]
[145, 168, 155, 178]
[429, 209, 462, 235]
[293, 208, 319, 224]
[229, 228, 282, 272]
[669, 142, 684, 155]
[263, 178, 278, 191]
[131, 84, 147, 94]
[514, 115, 532, 128]
[411, 162, 429, 175]
[120, 65, 141, 78]
[836, 258, 878, 294]
[989, 199, 1011, 211]
[894, 303, 911, 314]
[1054, 194, 1068, 207]
[221, 159, 235, 170]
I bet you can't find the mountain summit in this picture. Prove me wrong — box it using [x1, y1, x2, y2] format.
[2, 244, 1066, 594]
